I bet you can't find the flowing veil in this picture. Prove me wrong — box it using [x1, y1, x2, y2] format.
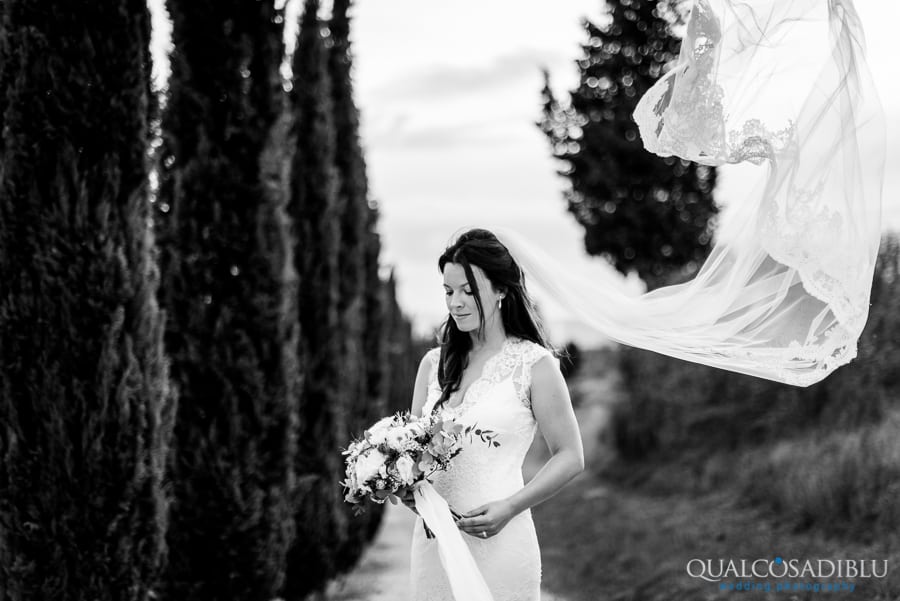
[494, 0, 885, 386]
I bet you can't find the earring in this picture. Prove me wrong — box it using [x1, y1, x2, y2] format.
[498, 298, 503, 310]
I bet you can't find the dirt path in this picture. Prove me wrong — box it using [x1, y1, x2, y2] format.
[317, 500, 416, 601]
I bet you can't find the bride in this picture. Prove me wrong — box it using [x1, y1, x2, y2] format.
[404, 227, 584, 601]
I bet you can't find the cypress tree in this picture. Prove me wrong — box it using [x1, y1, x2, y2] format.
[383, 271, 418, 416]
[539, 0, 717, 286]
[0, 1, 175, 599]
[358, 202, 390, 545]
[327, 0, 382, 570]
[363, 204, 389, 424]
[283, 0, 348, 595]
[154, 0, 299, 598]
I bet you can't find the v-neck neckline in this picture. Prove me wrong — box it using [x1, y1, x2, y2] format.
[446, 337, 513, 411]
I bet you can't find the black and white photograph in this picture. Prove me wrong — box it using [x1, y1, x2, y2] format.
[0, 0, 898, 600]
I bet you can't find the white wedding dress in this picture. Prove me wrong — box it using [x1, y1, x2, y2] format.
[410, 337, 554, 601]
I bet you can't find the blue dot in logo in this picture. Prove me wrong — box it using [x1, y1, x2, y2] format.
[774, 556, 783, 564]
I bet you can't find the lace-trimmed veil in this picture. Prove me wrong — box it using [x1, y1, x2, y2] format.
[493, 0, 885, 386]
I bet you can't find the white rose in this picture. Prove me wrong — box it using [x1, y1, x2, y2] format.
[367, 430, 388, 447]
[385, 426, 412, 451]
[355, 448, 387, 484]
[369, 415, 395, 432]
[365, 416, 394, 446]
[395, 454, 416, 486]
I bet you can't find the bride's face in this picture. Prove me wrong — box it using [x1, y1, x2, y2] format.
[442, 262, 503, 333]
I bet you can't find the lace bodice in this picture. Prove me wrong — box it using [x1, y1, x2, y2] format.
[420, 337, 552, 509]
[410, 337, 554, 601]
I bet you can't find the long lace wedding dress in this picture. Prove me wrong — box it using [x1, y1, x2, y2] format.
[410, 337, 554, 601]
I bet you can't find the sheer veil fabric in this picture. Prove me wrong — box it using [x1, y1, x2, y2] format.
[496, 0, 885, 386]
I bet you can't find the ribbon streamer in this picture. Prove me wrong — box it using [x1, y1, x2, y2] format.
[414, 481, 494, 601]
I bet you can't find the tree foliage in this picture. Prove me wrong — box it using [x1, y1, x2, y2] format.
[154, 0, 300, 598]
[540, 0, 717, 286]
[0, 1, 175, 598]
[282, 0, 350, 595]
[328, 0, 391, 572]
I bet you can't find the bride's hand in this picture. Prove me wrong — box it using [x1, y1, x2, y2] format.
[455, 499, 516, 539]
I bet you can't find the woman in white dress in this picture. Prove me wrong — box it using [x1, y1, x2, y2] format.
[403, 228, 585, 601]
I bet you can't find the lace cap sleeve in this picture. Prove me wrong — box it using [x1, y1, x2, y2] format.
[425, 347, 441, 387]
[512, 340, 558, 410]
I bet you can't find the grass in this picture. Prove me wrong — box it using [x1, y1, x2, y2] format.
[738, 410, 900, 536]
[535, 472, 900, 601]
[530, 349, 900, 601]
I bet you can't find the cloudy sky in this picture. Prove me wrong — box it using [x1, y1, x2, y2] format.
[151, 0, 900, 344]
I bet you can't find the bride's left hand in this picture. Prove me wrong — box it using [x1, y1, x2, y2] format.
[455, 499, 516, 539]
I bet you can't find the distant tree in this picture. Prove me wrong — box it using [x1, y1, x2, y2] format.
[560, 341, 583, 380]
[0, 1, 175, 599]
[384, 270, 419, 415]
[359, 202, 391, 541]
[540, 0, 717, 287]
[283, 0, 349, 596]
[154, 0, 299, 598]
[363, 203, 389, 421]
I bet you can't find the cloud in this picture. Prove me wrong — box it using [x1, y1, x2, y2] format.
[364, 117, 521, 150]
[365, 48, 567, 104]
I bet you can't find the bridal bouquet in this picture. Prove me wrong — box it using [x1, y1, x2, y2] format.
[342, 410, 497, 535]
[343, 410, 499, 600]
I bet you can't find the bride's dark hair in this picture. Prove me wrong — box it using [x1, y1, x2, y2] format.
[435, 228, 552, 410]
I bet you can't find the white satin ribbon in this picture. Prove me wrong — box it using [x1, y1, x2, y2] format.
[414, 481, 494, 601]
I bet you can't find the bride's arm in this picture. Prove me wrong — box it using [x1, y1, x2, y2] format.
[410, 352, 433, 418]
[514, 356, 586, 508]
[400, 352, 435, 513]
[457, 355, 584, 537]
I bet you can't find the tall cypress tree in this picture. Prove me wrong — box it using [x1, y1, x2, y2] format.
[154, 0, 299, 599]
[364, 204, 389, 404]
[0, 1, 175, 599]
[359, 202, 391, 545]
[383, 271, 419, 416]
[327, 0, 383, 570]
[283, 0, 348, 595]
[540, 0, 717, 286]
